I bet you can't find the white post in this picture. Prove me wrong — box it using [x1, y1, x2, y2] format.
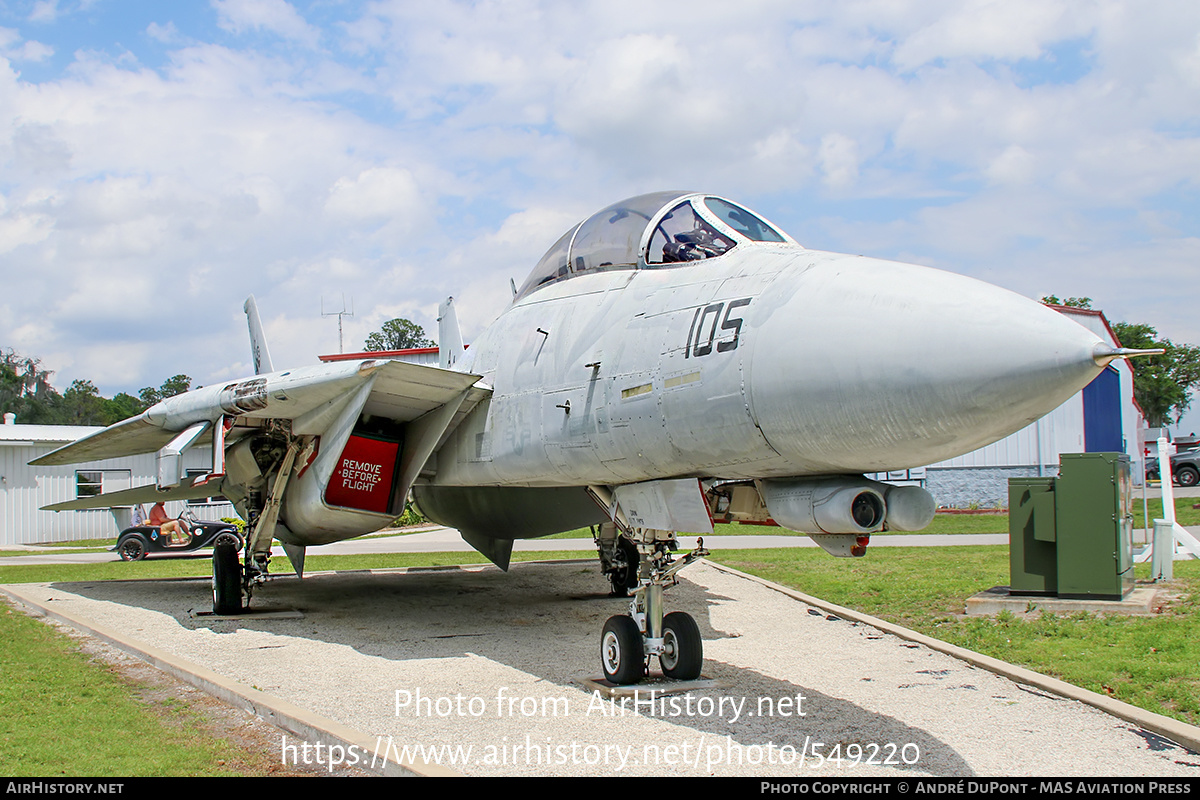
[1159, 434, 1175, 525]
[1153, 519, 1174, 580]
[1157, 433, 1200, 564]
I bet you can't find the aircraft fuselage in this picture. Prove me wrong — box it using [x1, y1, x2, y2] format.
[433, 244, 1104, 489]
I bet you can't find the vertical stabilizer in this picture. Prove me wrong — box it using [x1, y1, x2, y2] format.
[244, 295, 274, 375]
[438, 296, 466, 369]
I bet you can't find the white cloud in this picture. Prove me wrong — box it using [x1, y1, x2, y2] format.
[0, 212, 53, 255]
[0, 27, 53, 62]
[819, 133, 860, 191]
[2, 0, 1200, 396]
[325, 167, 422, 221]
[212, 0, 321, 48]
[28, 1, 59, 24]
[985, 145, 1036, 186]
[146, 22, 180, 44]
[889, 0, 1087, 71]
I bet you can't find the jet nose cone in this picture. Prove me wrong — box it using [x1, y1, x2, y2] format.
[748, 256, 1106, 471]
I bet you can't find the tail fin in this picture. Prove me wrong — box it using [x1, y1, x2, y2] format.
[244, 295, 274, 375]
[438, 296, 465, 369]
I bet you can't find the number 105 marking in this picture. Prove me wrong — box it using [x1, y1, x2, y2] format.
[684, 298, 751, 358]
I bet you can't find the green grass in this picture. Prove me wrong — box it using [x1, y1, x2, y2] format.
[1132, 496, 1200, 527]
[708, 546, 1200, 726]
[0, 601, 260, 776]
[34, 538, 114, 549]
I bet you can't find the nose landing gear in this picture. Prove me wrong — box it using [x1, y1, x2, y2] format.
[599, 533, 709, 685]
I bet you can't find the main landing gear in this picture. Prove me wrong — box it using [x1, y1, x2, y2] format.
[210, 539, 272, 615]
[596, 528, 709, 685]
[211, 432, 302, 615]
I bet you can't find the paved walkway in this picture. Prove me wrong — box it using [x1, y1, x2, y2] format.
[7, 522, 1200, 566]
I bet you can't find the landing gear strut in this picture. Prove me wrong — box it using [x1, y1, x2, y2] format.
[211, 430, 304, 615]
[598, 532, 709, 684]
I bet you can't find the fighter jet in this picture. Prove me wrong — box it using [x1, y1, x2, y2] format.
[33, 191, 1151, 685]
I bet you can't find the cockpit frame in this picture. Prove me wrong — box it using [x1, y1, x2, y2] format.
[513, 192, 794, 302]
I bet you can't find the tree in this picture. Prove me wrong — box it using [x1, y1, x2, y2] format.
[364, 319, 435, 351]
[1041, 296, 1200, 427]
[0, 349, 191, 425]
[1041, 295, 1093, 309]
[0, 349, 62, 423]
[62, 379, 106, 425]
[138, 374, 193, 407]
[1109, 322, 1200, 428]
[102, 392, 146, 424]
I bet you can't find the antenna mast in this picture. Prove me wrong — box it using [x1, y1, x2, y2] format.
[321, 295, 355, 354]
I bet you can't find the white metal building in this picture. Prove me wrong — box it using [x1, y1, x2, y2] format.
[0, 419, 237, 545]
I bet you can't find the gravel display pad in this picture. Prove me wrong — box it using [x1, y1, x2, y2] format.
[7, 560, 1199, 777]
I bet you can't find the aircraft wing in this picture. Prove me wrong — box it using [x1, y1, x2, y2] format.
[362, 359, 487, 423]
[31, 358, 488, 468]
[30, 413, 179, 467]
[43, 474, 226, 511]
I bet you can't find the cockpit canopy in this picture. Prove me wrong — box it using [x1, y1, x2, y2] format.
[514, 192, 793, 301]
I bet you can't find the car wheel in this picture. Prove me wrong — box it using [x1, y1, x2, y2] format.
[118, 538, 147, 561]
[1177, 466, 1199, 487]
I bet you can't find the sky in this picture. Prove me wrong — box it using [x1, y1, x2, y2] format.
[1, 1, 1198, 427]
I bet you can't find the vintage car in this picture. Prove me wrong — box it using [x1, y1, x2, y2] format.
[114, 509, 243, 561]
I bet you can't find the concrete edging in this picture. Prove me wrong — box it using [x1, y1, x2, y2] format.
[0, 583, 461, 777]
[705, 560, 1200, 754]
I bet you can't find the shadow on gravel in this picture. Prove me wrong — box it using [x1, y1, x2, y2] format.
[53, 561, 974, 774]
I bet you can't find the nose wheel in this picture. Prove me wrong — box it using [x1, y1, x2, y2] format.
[660, 611, 703, 680]
[601, 615, 645, 684]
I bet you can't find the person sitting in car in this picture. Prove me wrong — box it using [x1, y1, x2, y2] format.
[148, 501, 190, 546]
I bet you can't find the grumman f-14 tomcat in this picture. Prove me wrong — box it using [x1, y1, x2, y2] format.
[35, 191, 1154, 685]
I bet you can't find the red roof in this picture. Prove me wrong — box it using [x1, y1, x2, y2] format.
[318, 347, 438, 363]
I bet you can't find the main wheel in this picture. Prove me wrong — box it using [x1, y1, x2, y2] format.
[118, 537, 146, 562]
[1177, 466, 1199, 487]
[660, 611, 703, 680]
[213, 530, 242, 550]
[608, 536, 640, 596]
[212, 541, 243, 615]
[600, 615, 644, 685]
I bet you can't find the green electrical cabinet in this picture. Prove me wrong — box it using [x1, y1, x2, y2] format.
[1009, 477, 1059, 595]
[1008, 452, 1134, 601]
